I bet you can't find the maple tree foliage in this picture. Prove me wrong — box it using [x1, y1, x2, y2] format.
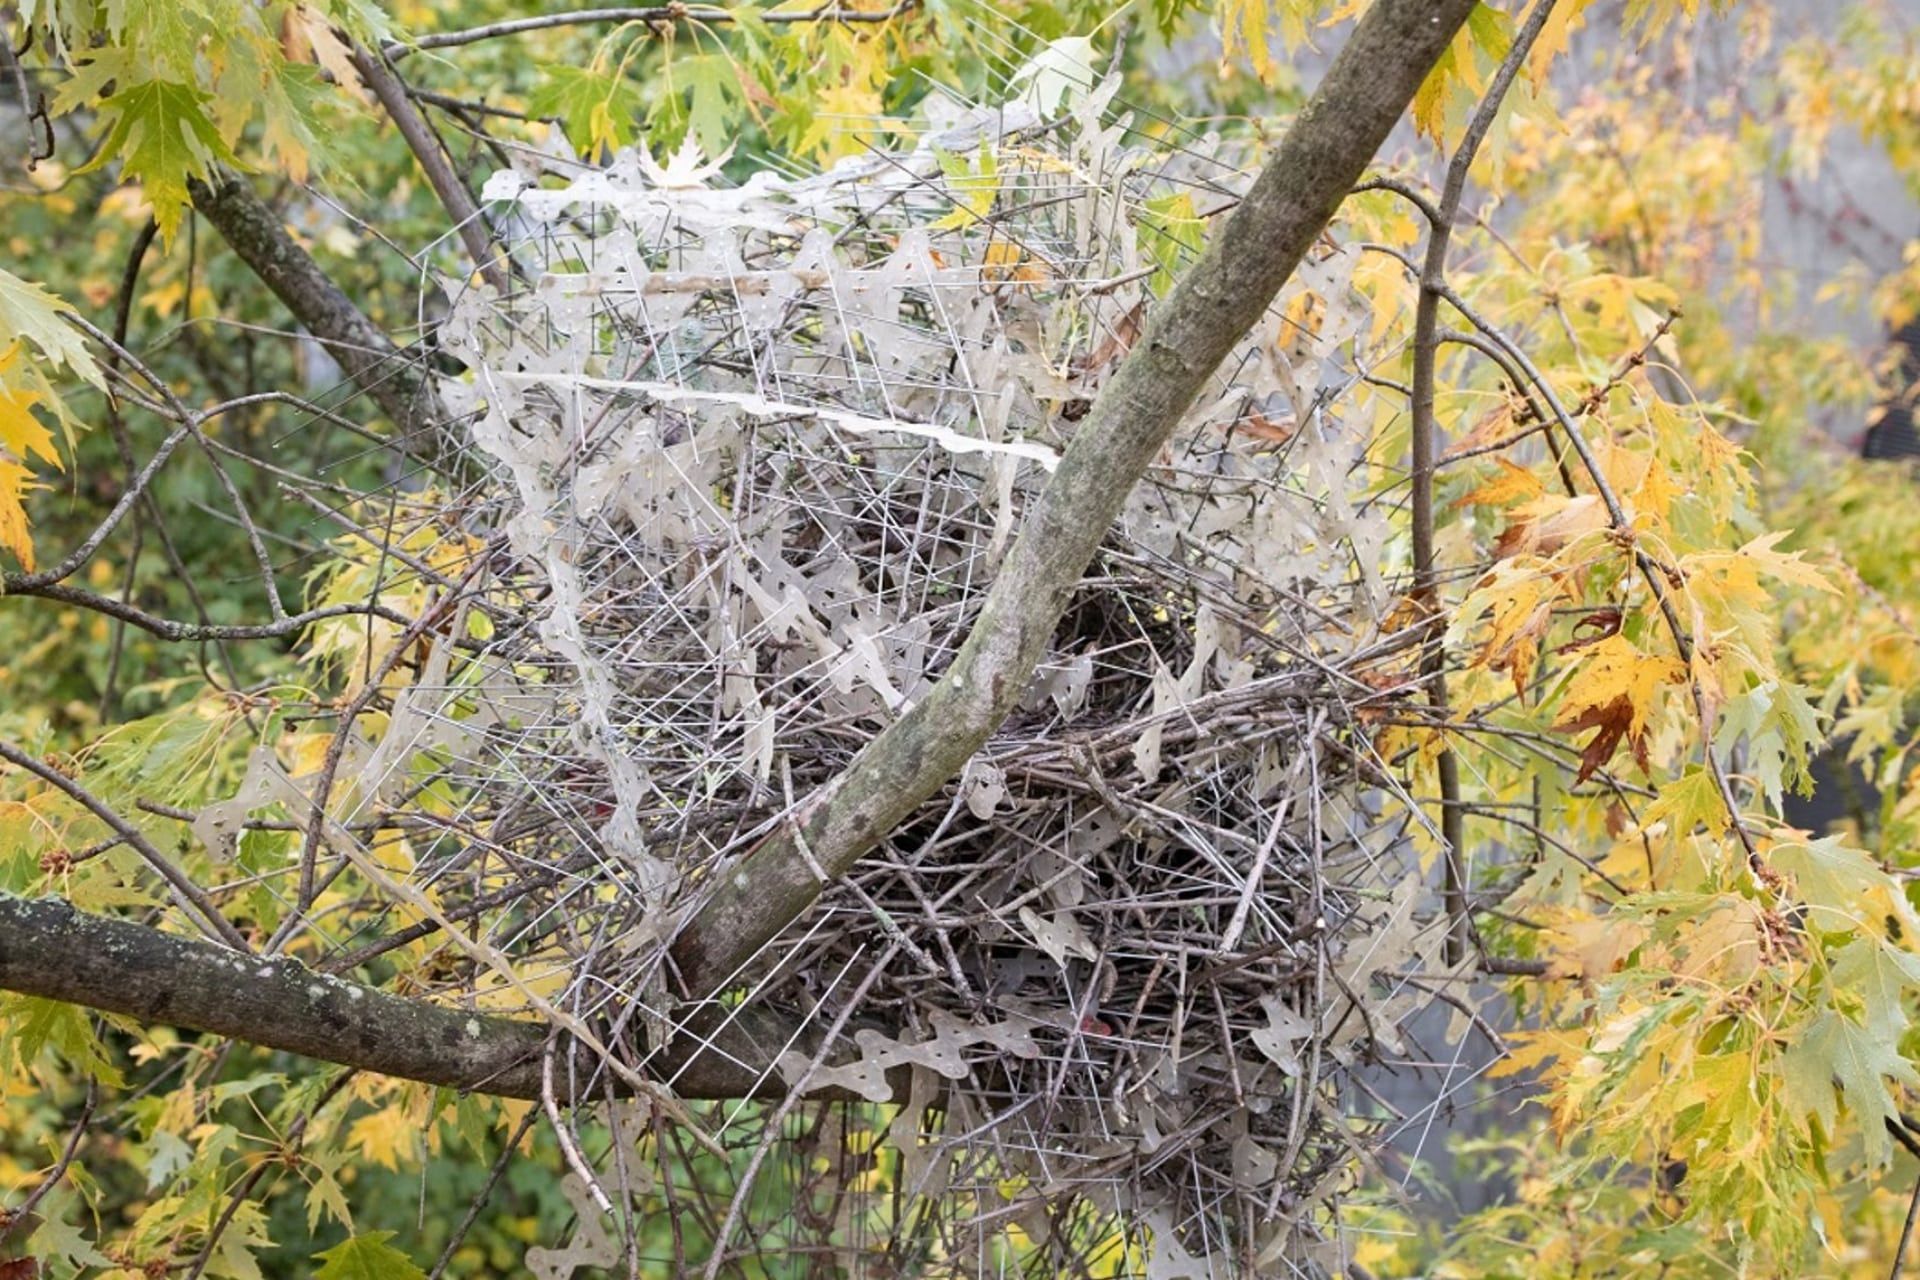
[2, 0, 1920, 1277]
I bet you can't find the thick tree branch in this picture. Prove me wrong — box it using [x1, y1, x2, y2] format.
[187, 172, 451, 446]
[668, 0, 1479, 998]
[0, 894, 863, 1103]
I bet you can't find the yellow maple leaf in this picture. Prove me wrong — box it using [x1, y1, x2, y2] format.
[1491, 1025, 1588, 1078]
[282, 4, 371, 105]
[0, 458, 40, 570]
[0, 384, 59, 470]
[802, 78, 884, 162]
[1554, 633, 1686, 781]
[1456, 457, 1545, 509]
[1528, 0, 1597, 91]
[349, 1103, 422, 1170]
[1546, 913, 1649, 980]
[1217, 0, 1281, 85]
[1683, 530, 1837, 600]
[1559, 634, 1685, 733]
[1496, 491, 1610, 560]
[1453, 559, 1568, 696]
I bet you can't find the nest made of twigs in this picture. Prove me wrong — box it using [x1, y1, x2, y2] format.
[368, 85, 1459, 1278]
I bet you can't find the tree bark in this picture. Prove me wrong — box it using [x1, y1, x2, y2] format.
[669, 0, 1478, 998]
[0, 894, 846, 1103]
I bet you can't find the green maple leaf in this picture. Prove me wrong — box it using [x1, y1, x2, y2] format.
[1830, 937, 1920, 1041]
[0, 267, 100, 385]
[25, 1192, 113, 1270]
[1772, 836, 1896, 933]
[1137, 192, 1204, 296]
[1640, 765, 1731, 838]
[0, 995, 126, 1086]
[314, 1231, 427, 1280]
[1779, 1010, 1917, 1166]
[78, 78, 244, 242]
[678, 53, 745, 159]
[930, 142, 1000, 232]
[529, 64, 644, 158]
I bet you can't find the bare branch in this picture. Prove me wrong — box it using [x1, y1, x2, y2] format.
[384, 2, 917, 59]
[0, 893, 889, 1102]
[349, 47, 508, 291]
[1409, 0, 1559, 964]
[1, 582, 413, 643]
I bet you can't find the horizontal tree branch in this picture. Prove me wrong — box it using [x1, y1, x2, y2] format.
[0, 581, 414, 642]
[384, 2, 916, 58]
[668, 0, 1480, 999]
[0, 894, 878, 1103]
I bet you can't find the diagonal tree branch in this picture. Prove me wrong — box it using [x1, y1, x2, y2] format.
[668, 0, 1479, 999]
[187, 171, 451, 446]
[0, 893, 865, 1103]
[348, 47, 509, 292]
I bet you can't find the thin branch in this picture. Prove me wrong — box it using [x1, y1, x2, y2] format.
[1895, 1164, 1920, 1280]
[384, 2, 918, 58]
[426, 1109, 539, 1280]
[98, 218, 162, 720]
[349, 47, 508, 291]
[70, 316, 291, 621]
[1409, 0, 1560, 965]
[2, 582, 413, 642]
[0, 743, 247, 949]
[1, 422, 193, 591]
[1351, 175, 1440, 226]
[3, 26, 53, 169]
[8, 1081, 94, 1224]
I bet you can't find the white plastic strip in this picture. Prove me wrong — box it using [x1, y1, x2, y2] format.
[489, 370, 1061, 470]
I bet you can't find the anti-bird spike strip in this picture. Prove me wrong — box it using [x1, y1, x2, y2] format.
[339, 66, 1473, 1280]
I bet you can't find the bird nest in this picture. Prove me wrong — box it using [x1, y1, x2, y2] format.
[365, 78, 1465, 1278]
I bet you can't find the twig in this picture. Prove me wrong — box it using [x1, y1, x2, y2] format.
[543, 1036, 615, 1215]
[2, 581, 414, 643]
[385, 2, 919, 58]
[3, 27, 53, 170]
[427, 1109, 540, 1280]
[9, 1081, 94, 1223]
[0, 740, 248, 950]
[1897, 1166, 1920, 1280]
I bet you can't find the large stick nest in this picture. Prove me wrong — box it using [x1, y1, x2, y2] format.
[365, 79, 1467, 1278]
